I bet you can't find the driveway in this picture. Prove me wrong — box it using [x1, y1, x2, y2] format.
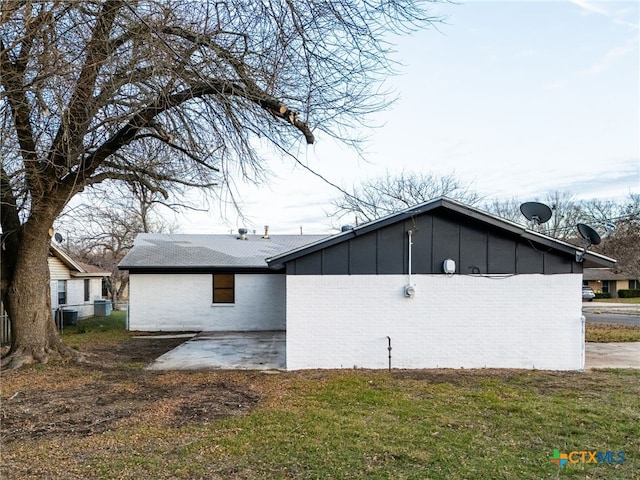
[585, 342, 640, 369]
[146, 331, 285, 371]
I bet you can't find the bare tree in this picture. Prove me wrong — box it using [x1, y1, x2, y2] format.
[484, 191, 583, 240]
[485, 192, 639, 277]
[1, 0, 441, 369]
[588, 194, 640, 279]
[330, 171, 481, 224]
[483, 197, 522, 224]
[63, 181, 176, 309]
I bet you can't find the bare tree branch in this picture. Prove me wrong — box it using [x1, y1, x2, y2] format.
[0, 0, 443, 369]
[330, 171, 482, 224]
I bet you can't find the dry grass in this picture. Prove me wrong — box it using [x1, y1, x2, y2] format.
[586, 323, 640, 342]
[594, 298, 640, 304]
[2, 344, 639, 479]
[2, 312, 639, 478]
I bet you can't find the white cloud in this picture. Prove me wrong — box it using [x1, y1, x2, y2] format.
[568, 0, 609, 16]
[583, 39, 638, 76]
[569, 0, 639, 29]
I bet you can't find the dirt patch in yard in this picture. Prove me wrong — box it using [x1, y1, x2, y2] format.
[1, 336, 261, 444]
[2, 333, 637, 449]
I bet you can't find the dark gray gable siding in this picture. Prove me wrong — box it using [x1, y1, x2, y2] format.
[285, 209, 581, 275]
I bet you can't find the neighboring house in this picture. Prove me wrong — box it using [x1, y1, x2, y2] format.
[583, 268, 640, 298]
[49, 245, 111, 319]
[120, 197, 615, 371]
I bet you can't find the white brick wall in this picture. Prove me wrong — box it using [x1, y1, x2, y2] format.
[129, 273, 286, 331]
[50, 278, 103, 318]
[286, 274, 584, 371]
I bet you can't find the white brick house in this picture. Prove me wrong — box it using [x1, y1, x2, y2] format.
[49, 245, 111, 320]
[120, 197, 615, 371]
[120, 233, 327, 332]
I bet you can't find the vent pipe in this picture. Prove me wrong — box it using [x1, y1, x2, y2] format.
[263, 225, 270, 239]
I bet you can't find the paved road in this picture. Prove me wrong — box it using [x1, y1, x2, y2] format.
[583, 312, 640, 326]
[582, 303, 640, 326]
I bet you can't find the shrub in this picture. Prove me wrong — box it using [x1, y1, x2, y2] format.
[618, 289, 640, 298]
[595, 292, 611, 299]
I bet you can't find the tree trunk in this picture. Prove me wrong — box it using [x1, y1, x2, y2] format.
[115, 275, 129, 311]
[1, 221, 82, 370]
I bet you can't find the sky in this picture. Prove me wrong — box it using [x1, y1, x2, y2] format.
[180, 0, 639, 235]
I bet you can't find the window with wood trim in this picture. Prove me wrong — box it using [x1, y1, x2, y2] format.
[213, 274, 235, 304]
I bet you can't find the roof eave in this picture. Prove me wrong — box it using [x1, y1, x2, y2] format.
[521, 230, 616, 268]
[267, 198, 449, 268]
[70, 272, 112, 278]
[121, 265, 281, 274]
[50, 244, 86, 273]
[266, 196, 617, 270]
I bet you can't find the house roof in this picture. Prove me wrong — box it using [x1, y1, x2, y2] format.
[74, 261, 111, 277]
[266, 197, 616, 269]
[583, 268, 636, 281]
[50, 244, 111, 277]
[119, 232, 328, 270]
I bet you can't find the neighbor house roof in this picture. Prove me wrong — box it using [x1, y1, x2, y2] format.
[50, 244, 111, 277]
[266, 197, 616, 269]
[583, 268, 636, 281]
[119, 232, 328, 271]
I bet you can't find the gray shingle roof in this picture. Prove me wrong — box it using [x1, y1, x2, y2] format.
[119, 233, 328, 270]
[583, 268, 636, 281]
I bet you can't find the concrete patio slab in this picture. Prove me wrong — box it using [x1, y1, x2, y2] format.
[585, 342, 640, 369]
[146, 331, 285, 371]
[144, 333, 638, 371]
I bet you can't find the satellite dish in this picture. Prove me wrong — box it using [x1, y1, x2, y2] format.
[54, 232, 64, 243]
[577, 223, 601, 246]
[520, 202, 553, 225]
[575, 223, 602, 263]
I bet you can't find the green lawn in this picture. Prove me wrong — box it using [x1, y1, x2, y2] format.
[4, 368, 638, 479]
[61, 309, 129, 346]
[181, 371, 639, 480]
[2, 311, 638, 479]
